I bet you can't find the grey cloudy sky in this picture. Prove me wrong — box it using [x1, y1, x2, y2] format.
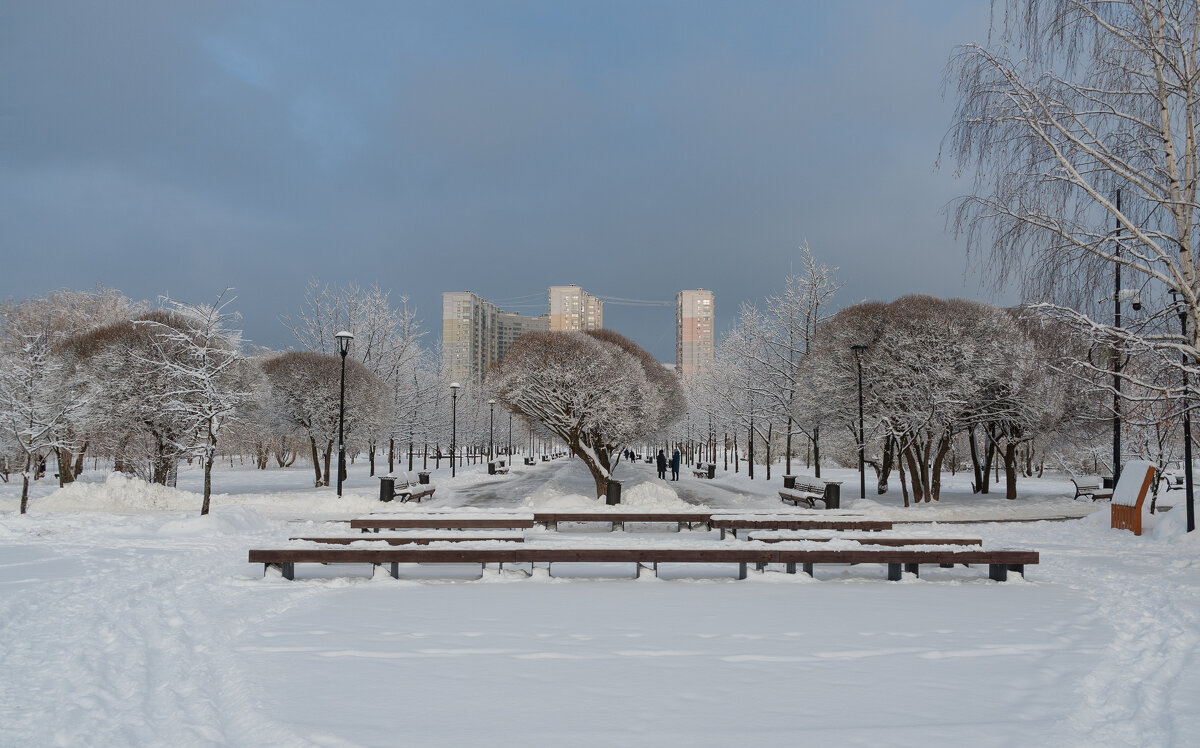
[1, 1, 999, 361]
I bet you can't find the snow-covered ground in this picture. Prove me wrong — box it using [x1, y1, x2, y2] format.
[3, 457, 1199, 747]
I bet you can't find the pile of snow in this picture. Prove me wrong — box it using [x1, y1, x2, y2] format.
[156, 506, 277, 537]
[37, 472, 206, 513]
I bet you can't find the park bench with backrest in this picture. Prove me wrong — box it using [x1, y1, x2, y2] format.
[1070, 475, 1112, 501]
[778, 476, 828, 508]
[290, 531, 526, 546]
[249, 545, 1037, 582]
[533, 511, 716, 532]
[747, 531, 982, 547]
[1111, 460, 1157, 536]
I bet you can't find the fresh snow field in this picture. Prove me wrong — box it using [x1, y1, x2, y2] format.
[3, 456, 1200, 747]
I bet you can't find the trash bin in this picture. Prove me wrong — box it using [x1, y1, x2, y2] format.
[417, 472, 430, 485]
[542, 455, 549, 462]
[707, 463, 716, 479]
[379, 476, 396, 502]
[783, 475, 797, 489]
[823, 481, 842, 510]
[488, 462, 497, 475]
[606, 479, 622, 505]
[1102, 476, 1115, 489]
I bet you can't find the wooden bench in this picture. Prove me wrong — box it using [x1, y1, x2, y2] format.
[291, 532, 525, 545]
[779, 479, 828, 508]
[1071, 476, 1112, 502]
[1111, 460, 1157, 536]
[711, 516, 893, 539]
[351, 514, 536, 533]
[747, 532, 982, 547]
[384, 480, 435, 503]
[533, 511, 715, 532]
[249, 546, 1038, 582]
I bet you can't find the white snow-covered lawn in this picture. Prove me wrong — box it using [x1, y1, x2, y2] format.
[2, 458, 1199, 747]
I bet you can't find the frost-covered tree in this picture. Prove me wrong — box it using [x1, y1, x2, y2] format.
[260, 351, 390, 487]
[490, 330, 685, 499]
[945, 0, 1200, 398]
[136, 294, 259, 515]
[0, 324, 85, 513]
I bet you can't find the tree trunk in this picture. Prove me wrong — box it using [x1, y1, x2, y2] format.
[73, 443, 87, 478]
[877, 436, 894, 494]
[20, 453, 31, 514]
[309, 436, 323, 487]
[323, 441, 334, 487]
[968, 425, 984, 493]
[201, 438, 215, 516]
[813, 426, 821, 479]
[930, 429, 952, 502]
[1003, 442, 1019, 500]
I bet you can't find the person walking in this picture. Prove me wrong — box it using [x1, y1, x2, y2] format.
[656, 449, 667, 480]
[670, 448, 681, 481]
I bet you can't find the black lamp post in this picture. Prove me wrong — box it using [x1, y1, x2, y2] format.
[488, 399, 496, 461]
[450, 382, 460, 478]
[852, 344, 868, 499]
[1170, 290, 1195, 533]
[335, 330, 354, 497]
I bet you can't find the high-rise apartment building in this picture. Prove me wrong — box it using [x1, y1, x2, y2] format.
[676, 289, 715, 378]
[442, 292, 549, 384]
[548, 285, 603, 331]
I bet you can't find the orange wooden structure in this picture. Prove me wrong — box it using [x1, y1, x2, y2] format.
[1111, 461, 1157, 536]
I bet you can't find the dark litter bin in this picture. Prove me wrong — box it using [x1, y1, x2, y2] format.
[783, 475, 797, 489]
[823, 481, 842, 510]
[417, 472, 430, 485]
[1102, 476, 1115, 489]
[606, 479, 622, 505]
[707, 463, 716, 479]
[542, 455, 550, 462]
[379, 476, 396, 502]
[488, 462, 497, 475]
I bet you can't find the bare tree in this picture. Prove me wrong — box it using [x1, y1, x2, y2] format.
[945, 0, 1200, 381]
[490, 330, 685, 499]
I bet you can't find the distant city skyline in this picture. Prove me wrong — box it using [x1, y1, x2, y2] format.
[1, 2, 1005, 362]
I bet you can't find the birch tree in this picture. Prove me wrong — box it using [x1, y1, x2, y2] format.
[945, 0, 1200, 389]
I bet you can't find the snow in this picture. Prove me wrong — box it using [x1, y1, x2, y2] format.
[3, 456, 1200, 746]
[1113, 460, 1156, 506]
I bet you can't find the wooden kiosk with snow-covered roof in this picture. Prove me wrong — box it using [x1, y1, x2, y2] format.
[1111, 460, 1157, 536]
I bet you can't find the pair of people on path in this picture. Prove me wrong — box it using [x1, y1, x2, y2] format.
[656, 449, 681, 481]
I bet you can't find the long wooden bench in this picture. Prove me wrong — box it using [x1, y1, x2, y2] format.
[533, 512, 715, 532]
[748, 532, 981, 547]
[711, 516, 893, 538]
[249, 546, 1037, 582]
[291, 532, 525, 545]
[350, 515, 536, 533]
[1071, 476, 1112, 502]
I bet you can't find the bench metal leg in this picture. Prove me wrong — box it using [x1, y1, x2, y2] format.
[755, 562, 767, 572]
[939, 563, 953, 568]
[803, 562, 814, 577]
[989, 564, 1008, 582]
[786, 562, 796, 574]
[389, 562, 399, 579]
[887, 563, 902, 581]
[904, 563, 919, 578]
[1009, 564, 1024, 579]
[267, 562, 296, 580]
[738, 562, 747, 580]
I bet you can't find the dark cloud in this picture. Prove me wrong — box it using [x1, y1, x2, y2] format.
[1, 1, 999, 359]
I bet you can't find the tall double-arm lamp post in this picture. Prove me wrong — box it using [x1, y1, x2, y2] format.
[1170, 290, 1196, 533]
[335, 331, 354, 498]
[450, 382, 460, 478]
[851, 344, 868, 500]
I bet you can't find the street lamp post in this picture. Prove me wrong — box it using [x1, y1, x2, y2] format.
[1170, 290, 1196, 533]
[450, 382, 460, 478]
[488, 399, 496, 461]
[334, 331, 354, 498]
[851, 344, 868, 499]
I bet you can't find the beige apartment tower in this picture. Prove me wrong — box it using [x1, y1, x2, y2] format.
[548, 285, 603, 331]
[676, 289, 714, 378]
[442, 291, 549, 384]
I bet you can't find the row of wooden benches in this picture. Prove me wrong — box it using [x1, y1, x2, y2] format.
[350, 511, 888, 535]
[250, 546, 1036, 583]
